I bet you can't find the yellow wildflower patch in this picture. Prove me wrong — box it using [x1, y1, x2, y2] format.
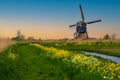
[9, 53, 17, 59]
[30, 43, 71, 58]
[30, 43, 120, 79]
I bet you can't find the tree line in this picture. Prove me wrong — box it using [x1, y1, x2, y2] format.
[10, 30, 116, 41]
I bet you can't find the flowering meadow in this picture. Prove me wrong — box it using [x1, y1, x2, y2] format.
[30, 43, 120, 80]
[0, 42, 120, 80]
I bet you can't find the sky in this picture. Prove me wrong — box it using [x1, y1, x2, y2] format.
[0, 0, 120, 39]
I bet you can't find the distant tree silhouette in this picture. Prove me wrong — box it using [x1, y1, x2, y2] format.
[16, 31, 25, 40]
[11, 30, 25, 41]
[103, 34, 110, 40]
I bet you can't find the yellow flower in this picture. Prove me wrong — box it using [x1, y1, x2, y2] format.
[30, 43, 70, 58]
[55, 50, 70, 58]
[9, 53, 17, 59]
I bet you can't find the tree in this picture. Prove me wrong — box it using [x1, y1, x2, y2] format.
[103, 34, 110, 40]
[16, 30, 25, 40]
[11, 30, 25, 41]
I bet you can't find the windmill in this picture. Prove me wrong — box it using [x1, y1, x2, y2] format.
[69, 4, 101, 40]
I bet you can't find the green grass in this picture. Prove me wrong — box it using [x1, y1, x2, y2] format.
[39, 42, 120, 57]
[0, 43, 87, 80]
[0, 43, 70, 80]
[0, 42, 120, 80]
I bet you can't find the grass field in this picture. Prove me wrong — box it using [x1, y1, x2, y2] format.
[0, 42, 120, 80]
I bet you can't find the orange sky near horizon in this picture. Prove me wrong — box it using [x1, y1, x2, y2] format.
[0, 20, 120, 39]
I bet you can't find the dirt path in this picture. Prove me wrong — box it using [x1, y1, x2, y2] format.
[0, 39, 14, 52]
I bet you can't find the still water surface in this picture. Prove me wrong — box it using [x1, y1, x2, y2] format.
[82, 51, 120, 64]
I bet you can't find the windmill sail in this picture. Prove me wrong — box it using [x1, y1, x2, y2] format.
[69, 24, 76, 27]
[79, 5, 85, 21]
[87, 20, 101, 24]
